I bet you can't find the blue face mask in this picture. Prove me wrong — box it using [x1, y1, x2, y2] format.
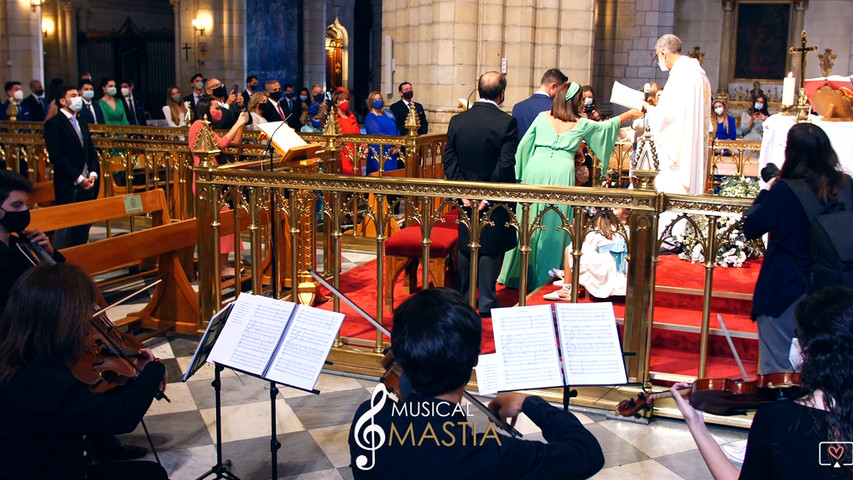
[313, 93, 325, 104]
[299, 95, 308, 102]
[285, 91, 295, 99]
[372, 99, 384, 110]
[310, 118, 322, 128]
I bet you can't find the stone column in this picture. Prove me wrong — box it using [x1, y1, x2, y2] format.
[176, 0, 246, 91]
[717, 0, 733, 97]
[0, 0, 44, 84]
[382, 0, 595, 133]
[789, 1, 808, 84]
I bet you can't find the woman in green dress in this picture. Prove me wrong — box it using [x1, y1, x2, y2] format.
[97, 78, 129, 125]
[497, 82, 642, 290]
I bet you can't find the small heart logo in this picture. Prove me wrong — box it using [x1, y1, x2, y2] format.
[829, 445, 845, 461]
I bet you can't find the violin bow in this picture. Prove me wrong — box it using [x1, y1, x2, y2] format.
[716, 314, 749, 381]
[308, 269, 522, 438]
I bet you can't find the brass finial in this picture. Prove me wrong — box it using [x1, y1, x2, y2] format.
[632, 126, 660, 191]
[322, 110, 341, 135]
[688, 46, 705, 66]
[5, 101, 18, 122]
[192, 114, 221, 167]
[404, 102, 421, 136]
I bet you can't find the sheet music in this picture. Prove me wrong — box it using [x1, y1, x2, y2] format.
[258, 121, 307, 153]
[207, 294, 295, 376]
[555, 302, 627, 386]
[491, 305, 563, 391]
[610, 81, 645, 111]
[264, 305, 344, 391]
[475, 354, 500, 395]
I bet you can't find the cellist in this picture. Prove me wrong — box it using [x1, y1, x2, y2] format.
[673, 286, 853, 479]
[0, 264, 167, 480]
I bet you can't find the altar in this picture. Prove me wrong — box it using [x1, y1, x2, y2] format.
[758, 114, 853, 181]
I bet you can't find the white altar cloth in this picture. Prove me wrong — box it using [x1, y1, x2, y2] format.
[759, 115, 853, 182]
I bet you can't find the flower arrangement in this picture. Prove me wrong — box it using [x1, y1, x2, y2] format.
[676, 175, 764, 268]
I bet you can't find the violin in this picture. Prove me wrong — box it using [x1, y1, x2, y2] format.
[309, 269, 522, 437]
[617, 371, 804, 417]
[18, 237, 169, 401]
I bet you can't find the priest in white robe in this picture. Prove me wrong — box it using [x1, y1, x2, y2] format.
[647, 34, 712, 195]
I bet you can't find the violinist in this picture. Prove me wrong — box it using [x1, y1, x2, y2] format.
[0, 169, 64, 312]
[348, 288, 604, 479]
[672, 286, 853, 480]
[0, 264, 168, 480]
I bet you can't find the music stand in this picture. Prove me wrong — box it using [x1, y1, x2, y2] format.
[183, 303, 241, 480]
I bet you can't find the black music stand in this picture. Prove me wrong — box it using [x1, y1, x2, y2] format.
[183, 304, 241, 480]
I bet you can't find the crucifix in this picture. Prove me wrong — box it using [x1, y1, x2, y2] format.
[788, 30, 818, 87]
[182, 42, 192, 61]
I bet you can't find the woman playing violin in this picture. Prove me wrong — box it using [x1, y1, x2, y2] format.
[0, 264, 168, 480]
[673, 286, 853, 479]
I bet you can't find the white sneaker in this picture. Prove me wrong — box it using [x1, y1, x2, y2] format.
[548, 268, 564, 280]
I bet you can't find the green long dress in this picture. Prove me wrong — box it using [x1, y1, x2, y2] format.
[497, 112, 621, 290]
[98, 98, 129, 125]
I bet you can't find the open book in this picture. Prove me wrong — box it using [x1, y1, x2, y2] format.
[257, 121, 322, 162]
[610, 81, 645, 111]
[477, 302, 627, 394]
[207, 293, 345, 391]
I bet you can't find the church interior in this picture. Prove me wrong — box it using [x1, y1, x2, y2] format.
[1, 0, 853, 478]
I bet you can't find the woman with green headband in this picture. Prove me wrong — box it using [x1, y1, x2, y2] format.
[498, 81, 643, 291]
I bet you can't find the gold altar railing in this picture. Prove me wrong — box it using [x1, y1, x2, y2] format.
[194, 164, 755, 420]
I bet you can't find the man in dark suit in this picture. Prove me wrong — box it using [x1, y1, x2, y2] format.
[43, 85, 100, 248]
[184, 73, 205, 114]
[260, 79, 288, 123]
[281, 84, 302, 130]
[389, 82, 428, 136]
[21, 80, 49, 121]
[241, 75, 259, 111]
[443, 72, 518, 317]
[512, 68, 567, 141]
[204, 77, 241, 129]
[120, 80, 147, 125]
[78, 80, 104, 125]
[0, 82, 32, 121]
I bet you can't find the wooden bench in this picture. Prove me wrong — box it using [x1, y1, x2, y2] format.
[29, 189, 172, 233]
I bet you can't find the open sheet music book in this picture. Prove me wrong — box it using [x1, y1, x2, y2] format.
[207, 293, 345, 391]
[476, 302, 627, 395]
[257, 121, 321, 162]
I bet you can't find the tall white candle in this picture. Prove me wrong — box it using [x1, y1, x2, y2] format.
[782, 72, 795, 106]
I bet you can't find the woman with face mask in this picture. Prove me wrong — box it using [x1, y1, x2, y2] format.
[188, 97, 249, 279]
[299, 103, 325, 133]
[740, 93, 770, 141]
[363, 91, 401, 174]
[712, 100, 736, 141]
[578, 85, 602, 121]
[162, 86, 188, 128]
[97, 78, 129, 125]
[332, 88, 360, 175]
[245, 92, 269, 132]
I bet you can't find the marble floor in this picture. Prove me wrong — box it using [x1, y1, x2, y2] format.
[97, 246, 750, 479]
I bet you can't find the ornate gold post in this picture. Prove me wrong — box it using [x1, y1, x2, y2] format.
[516, 204, 531, 306]
[698, 216, 719, 378]
[249, 187, 264, 295]
[192, 115, 221, 329]
[420, 196, 433, 295]
[570, 206, 584, 303]
[403, 104, 421, 178]
[374, 193, 386, 353]
[330, 191, 344, 348]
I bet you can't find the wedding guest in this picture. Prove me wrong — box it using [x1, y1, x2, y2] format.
[300, 103, 325, 133]
[578, 85, 602, 121]
[364, 91, 401, 174]
[162, 86, 188, 128]
[333, 88, 360, 175]
[245, 92, 268, 132]
[740, 93, 769, 141]
[98, 79, 129, 125]
[712, 100, 736, 141]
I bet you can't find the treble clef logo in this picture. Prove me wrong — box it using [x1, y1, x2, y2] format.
[353, 384, 389, 471]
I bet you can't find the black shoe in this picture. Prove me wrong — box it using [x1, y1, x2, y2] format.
[87, 435, 148, 462]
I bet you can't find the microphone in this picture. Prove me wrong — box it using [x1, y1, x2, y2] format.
[760, 163, 779, 183]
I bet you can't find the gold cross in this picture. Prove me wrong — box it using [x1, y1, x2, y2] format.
[789, 30, 818, 86]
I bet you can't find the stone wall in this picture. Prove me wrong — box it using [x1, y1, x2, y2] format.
[804, 0, 853, 77]
[1, 0, 45, 87]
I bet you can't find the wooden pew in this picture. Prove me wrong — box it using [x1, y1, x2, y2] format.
[29, 189, 172, 233]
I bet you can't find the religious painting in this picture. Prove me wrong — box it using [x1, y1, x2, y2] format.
[733, 2, 791, 81]
[246, 0, 301, 89]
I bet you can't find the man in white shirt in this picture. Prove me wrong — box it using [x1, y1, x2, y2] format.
[120, 80, 146, 125]
[184, 73, 205, 113]
[646, 34, 712, 195]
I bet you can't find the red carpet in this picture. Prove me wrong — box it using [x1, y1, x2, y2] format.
[319, 255, 761, 379]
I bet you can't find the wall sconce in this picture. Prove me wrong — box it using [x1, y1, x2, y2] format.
[41, 18, 54, 38]
[192, 15, 211, 36]
[30, 0, 43, 12]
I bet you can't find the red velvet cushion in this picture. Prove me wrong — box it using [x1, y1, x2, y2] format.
[386, 225, 457, 257]
[435, 209, 459, 230]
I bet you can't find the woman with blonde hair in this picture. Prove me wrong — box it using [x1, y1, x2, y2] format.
[162, 85, 188, 127]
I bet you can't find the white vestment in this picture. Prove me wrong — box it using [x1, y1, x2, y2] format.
[647, 55, 712, 195]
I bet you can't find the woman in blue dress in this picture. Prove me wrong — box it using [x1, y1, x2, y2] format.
[364, 91, 401, 174]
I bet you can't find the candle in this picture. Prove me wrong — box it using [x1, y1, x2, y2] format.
[782, 72, 795, 106]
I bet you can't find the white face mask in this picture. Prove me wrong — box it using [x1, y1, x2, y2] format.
[714, 107, 724, 115]
[789, 337, 804, 371]
[194, 81, 204, 90]
[12, 90, 23, 102]
[754, 102, 763, 111]
[658, 54, 669, 72]
[68, 96, 83, 112]
[82, 90, 95, 100]
[584, 97, 594, 106]
[121, 87, 131, 97]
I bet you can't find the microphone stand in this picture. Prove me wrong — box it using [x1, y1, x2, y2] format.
[262, 118, 290, 299]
